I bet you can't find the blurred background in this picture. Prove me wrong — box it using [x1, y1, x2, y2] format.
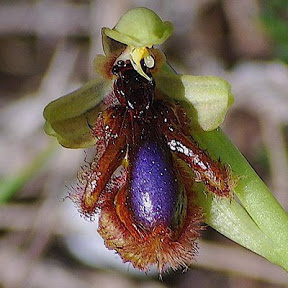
[0, 0, 288, 287]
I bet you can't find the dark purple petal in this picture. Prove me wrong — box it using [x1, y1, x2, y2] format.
[130, 137, 179, 228]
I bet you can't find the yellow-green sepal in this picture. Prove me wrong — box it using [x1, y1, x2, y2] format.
[155, 65, 233, 131]
[43, 77, 112, 148]
[101, 28, 126, 56]
[103, 7, 173, 48]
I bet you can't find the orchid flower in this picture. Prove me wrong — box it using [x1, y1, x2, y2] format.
[43, 7, 288, 272]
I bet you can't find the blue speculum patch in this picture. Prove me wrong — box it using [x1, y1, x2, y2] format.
[130, 134, 179, 228]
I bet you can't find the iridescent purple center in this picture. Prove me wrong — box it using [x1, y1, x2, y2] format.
[130, 137, 179, 229]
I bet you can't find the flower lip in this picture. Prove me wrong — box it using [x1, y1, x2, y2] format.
[129, 136, 181, 229]
[103, 7, 173, 48]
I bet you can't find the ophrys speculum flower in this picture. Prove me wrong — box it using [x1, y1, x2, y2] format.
[43, 7, 288, 273]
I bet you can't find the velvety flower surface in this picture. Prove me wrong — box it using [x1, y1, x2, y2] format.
[43, 7, 288, 273]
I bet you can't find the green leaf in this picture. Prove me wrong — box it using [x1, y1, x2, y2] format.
[193, 128, 288, 271]
[103, 7, 173, 48]
[196, 191, 288, 270]
[43, 77, 112, 148]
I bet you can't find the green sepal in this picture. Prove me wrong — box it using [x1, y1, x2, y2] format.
[43, 77, 112, 148]
[103, 7, 173, 48]
[101, 28, 126, 56]
[155, 64, 233, 131]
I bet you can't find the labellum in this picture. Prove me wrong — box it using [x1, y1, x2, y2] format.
[71, 53, 232, 272]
